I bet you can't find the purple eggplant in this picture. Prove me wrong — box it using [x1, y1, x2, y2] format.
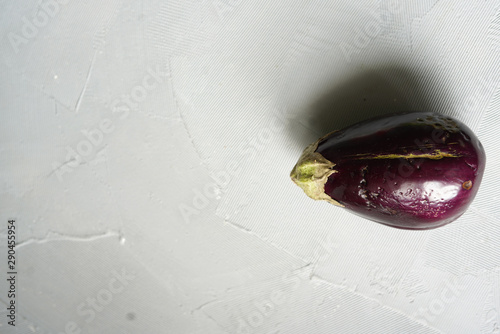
[290, 112, 486, 230]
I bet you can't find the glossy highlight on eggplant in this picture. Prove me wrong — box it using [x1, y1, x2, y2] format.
[290, 112, 486, 230]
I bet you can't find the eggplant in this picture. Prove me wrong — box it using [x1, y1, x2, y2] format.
[290, 112, 486, 230]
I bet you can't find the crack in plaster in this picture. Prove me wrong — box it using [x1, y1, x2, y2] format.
[15, 230, 121, 249]
[190, 299, 219, 314]
[169, 58, 214, 178]
[74, 50, 98, 113]
[223, 219, 307, 265]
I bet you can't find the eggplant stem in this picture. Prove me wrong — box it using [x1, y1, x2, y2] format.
[290, 133, 343, 207]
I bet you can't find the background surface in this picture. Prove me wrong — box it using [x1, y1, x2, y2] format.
[1, 0, 500, 333]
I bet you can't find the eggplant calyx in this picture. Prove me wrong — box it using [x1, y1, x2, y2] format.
[290, 138, 343, 207]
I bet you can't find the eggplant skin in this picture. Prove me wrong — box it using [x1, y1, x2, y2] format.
[290, 112, 486, 230]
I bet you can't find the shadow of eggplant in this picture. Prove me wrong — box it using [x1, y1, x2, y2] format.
[287, 63, 455, 147]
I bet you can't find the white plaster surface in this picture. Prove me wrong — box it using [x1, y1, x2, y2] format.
[1, 0, 500, 333]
